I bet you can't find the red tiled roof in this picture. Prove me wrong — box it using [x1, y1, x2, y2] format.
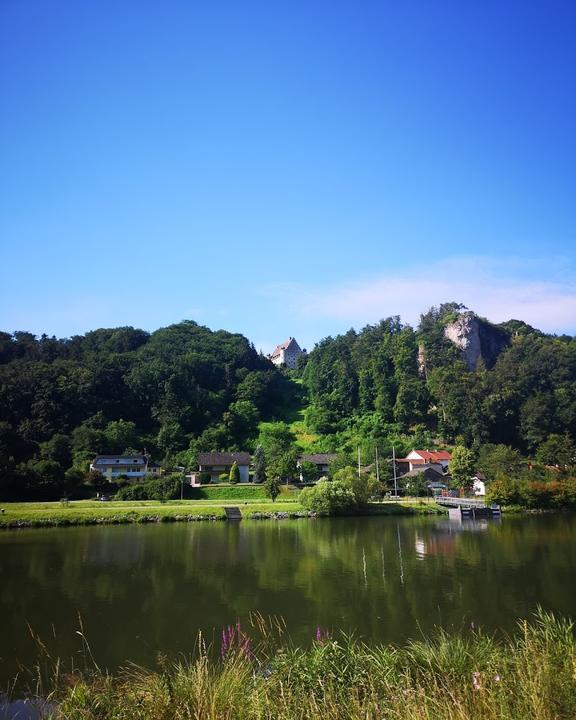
[397, 450, 452, 463]
[416, 450, 452, 462]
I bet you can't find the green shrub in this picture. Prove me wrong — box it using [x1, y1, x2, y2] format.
[299, 480, 356, 515]
[116, 476, 185, 501]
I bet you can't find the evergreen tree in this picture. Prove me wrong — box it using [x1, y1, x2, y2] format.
[253, 445, 267, 484]
[229, 461, 240, 484]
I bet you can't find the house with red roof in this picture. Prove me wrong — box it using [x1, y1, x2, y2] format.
[396, 449, 452, 475]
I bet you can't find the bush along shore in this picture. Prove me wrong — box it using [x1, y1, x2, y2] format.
[14, 609, 576, 720]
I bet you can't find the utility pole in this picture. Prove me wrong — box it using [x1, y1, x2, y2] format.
[392, 445, 398, 497]
[375, 446, 380, 483]
[357, 447, 361, 481]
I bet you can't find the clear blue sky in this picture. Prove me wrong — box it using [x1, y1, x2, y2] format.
[1, 0, 575, 352]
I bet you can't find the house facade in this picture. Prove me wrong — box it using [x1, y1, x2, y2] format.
[298, 453, 337, 481]
[194, 452, 251, 483]
[396, 449, 452, 474]
[472, 473, 486, 496]
[269, 337, 305, 369]
[90, 455, 149, 482]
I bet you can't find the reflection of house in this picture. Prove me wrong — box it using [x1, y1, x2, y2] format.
[298, 453, 337, 481]
[472, 473, 486, 496]
[195, 452, 251, 483]
[396, 449, 452, 475]
[90, 455, 149, 482]
[269, 337, 305, 369]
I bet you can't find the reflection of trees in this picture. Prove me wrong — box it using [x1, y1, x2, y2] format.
[2, 515, 576, 686]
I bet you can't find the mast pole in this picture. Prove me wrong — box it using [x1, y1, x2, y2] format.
[392, 445, 398, 497]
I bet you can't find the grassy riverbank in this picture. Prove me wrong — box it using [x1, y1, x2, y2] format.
[0, 497, 444, 528]
[21, 610, 576, 719]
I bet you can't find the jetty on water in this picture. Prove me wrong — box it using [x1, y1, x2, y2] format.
[435, 496, 501, 520]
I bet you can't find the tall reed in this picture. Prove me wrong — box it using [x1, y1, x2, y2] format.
[23, 609, 576, 720]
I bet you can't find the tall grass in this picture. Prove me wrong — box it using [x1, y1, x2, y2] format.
[18, 609, 576, 719]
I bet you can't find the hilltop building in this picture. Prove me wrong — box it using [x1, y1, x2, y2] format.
[269, 337, 305, 369]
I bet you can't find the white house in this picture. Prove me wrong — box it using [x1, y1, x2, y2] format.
[396, 449, 452, 474]
[472, 473, 486, 496]
[269, 337, 305, 369]
[90, 455, 149, 482]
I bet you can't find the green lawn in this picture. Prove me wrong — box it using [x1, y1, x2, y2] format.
[0, 498, 312, 528]
[0, 496, 445, 528]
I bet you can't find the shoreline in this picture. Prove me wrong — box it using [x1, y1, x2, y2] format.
[0, 499, 445, 530]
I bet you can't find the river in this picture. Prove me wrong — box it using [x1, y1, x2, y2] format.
[1, 514, 575, 686]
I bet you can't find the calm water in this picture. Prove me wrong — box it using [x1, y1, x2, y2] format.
[1, 514, 576, 685]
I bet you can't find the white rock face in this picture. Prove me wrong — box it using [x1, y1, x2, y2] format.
[444, 312, 482, 370]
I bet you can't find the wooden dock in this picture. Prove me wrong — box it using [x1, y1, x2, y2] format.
[224, 506, 242, 520]
[436, 496, 501, 519]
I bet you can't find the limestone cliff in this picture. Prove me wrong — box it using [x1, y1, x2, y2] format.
[443, 312, 509, 370]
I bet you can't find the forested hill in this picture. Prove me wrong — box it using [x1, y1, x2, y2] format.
[1, 304, 575, 500]
[301, 303, 576, 455]
[0, 321, 294, 498]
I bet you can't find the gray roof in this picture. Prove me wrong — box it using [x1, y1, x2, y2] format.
[198, 452, 251, 466]
[402, 466, 446, 480]
[300, 453, 338, 465]
[93, 455, 146, 463]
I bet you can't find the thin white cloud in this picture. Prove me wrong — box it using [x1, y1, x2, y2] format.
[265, 257, 576, 335]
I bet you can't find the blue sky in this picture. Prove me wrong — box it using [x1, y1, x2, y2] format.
[1, 0, 575, 353]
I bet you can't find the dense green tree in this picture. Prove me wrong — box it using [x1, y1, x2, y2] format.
[263, 474, 281, 502]
[449, 446, 477, 491]
[39, 433, 72, 468]
[536, 434, 576, 469]
[299, 460, 320, 483]
[268, 450, 298, 484]
[477, 444, 523, 481]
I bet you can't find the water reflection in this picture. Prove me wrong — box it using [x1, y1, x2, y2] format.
[1, 515, 576, 686]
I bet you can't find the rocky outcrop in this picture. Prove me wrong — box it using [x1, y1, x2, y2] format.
[444, 312, 509, 370]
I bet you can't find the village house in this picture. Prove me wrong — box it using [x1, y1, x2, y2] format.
[472, 472, 487, 496]
[395, 449, 452, 475]
[269, 337, 305, 369]
[191, 452, 251, 484]
[90, 454, 150, 482]
[297, 453, 337, 481]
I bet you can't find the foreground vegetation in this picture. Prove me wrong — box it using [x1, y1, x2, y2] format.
[18, 610, 576, 719]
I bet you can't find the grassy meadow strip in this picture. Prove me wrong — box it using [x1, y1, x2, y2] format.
[0, 498, 445, 529]
[19, 609, 576, 719]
